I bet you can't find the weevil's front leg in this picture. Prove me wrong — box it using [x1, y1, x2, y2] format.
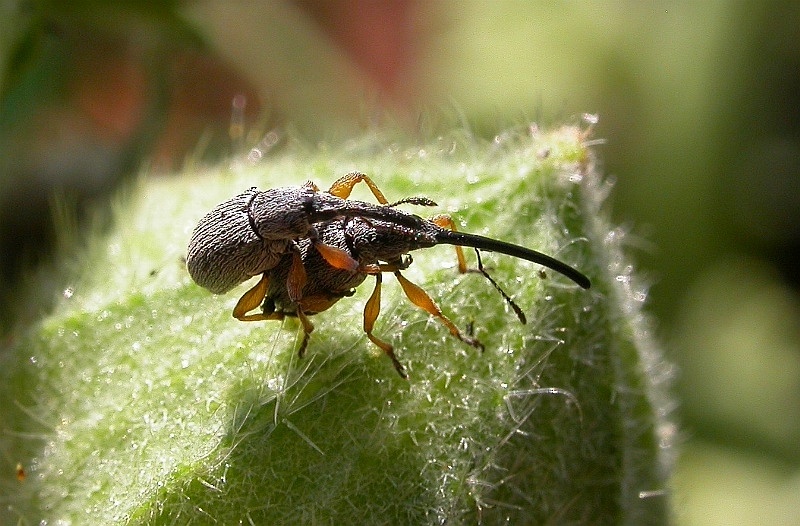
[314, 245, 413, 275]
[430, 214, 468, 273]
[233, 273, 285, 322]
[394, 270, 484, 351]
[363, 273, 407, 378]
[294, 292, 353, 359]
[281, 245, 316, 356]
[327, 172, 389, 204]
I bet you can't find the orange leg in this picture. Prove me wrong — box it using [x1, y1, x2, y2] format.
[363, 273, 407, 378]
[281, 250, 318, 356]
[302, 180, 320, 192]
[312, 241, 360, 271]
[314, 246, 413, 276]
[359, 259, 412, 275]
[233, 273, 279, 321]
[430, 214, 468, 273]
[295, 308, 315, 358]
[394, 270, 483, 351]
[312, 174, 383, 272]
[293, 292, 352, 357]
[232, 271, 321, 358]
[327, 171, 389, 204]
[286, 249, 307, 303]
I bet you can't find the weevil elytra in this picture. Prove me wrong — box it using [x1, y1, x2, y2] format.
[187, 172, 590, 378]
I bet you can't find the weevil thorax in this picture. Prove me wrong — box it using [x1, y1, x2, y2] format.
[247, 186, 321, 239]
[186, 188, 289, 294]
[345, 217, 439, 261]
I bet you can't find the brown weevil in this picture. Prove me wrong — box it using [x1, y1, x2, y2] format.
[187, 173, 590, 378]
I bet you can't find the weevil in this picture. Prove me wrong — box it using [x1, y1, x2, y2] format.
[187, 173, 590, 378]
[187, 172, 434, 294]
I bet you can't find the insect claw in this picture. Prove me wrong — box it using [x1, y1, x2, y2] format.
[390, 355, 408, 379]
[297, 333, 309, 358]
[367, 333, 408, 379]
[467, 336, 485, 353]
[296, 309, 314, 357]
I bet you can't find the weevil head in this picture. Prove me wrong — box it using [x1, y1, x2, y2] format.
[187, 188, 287, 294]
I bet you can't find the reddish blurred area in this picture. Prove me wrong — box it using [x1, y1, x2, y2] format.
[295, 0, 417, 109]
[0, 1, 417, 331]
[40, 1, 416, 171]
[46, 23, 264, 172]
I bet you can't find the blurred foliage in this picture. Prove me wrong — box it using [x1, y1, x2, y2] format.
[0, 0, 259, 333]
[1, 1, 798, 524]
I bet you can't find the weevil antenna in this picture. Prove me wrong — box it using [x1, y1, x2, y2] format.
[474, 249, 527, 324]
[434, 229, 591, 289]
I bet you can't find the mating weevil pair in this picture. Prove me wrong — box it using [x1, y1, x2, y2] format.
[186, 172, 590, 378]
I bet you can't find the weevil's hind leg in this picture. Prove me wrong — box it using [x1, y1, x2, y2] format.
[327, 172, 389, 204]
[282, 247, 316, 357]
[362, 273, 407, 378]
[430, 214, 467, 273]
[295, 308, 315, 358]
[394, 270, 484, 351]
[233, 273, 284, 322]
[229, 268, 317, 362]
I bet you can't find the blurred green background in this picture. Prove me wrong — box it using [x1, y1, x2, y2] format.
[1, 1, 798, 524]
